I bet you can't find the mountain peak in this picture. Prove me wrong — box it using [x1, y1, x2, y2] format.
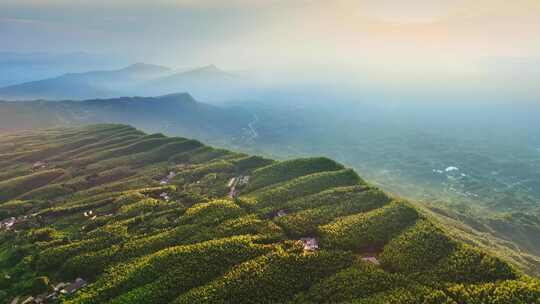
[122, 62, 171, 73]
[189, 64, 225, 74]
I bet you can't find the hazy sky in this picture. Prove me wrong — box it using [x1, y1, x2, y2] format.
[1, 0, 539, 88]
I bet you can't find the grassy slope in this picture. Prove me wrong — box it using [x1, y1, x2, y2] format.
[0, 124, 537, 304]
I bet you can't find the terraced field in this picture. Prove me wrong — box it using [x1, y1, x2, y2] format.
[0, 125, 538, 303]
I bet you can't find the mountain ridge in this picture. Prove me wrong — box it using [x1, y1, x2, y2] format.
[0, 63, 236, 101]
[0, 94, 247, 140]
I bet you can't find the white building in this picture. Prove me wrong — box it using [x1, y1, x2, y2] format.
[300, 237, 319, 251]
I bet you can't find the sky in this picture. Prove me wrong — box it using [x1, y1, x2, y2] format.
[1, 0, 539, 94]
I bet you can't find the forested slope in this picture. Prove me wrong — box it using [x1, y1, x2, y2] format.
[0, 125, 538, 304]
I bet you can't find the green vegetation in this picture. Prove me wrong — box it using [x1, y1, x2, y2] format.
[245, 157, 344, 192]
[434, 244, 518, 284]
[181, 200, 246, 226]
[0, 169, 65, 201]
[274, 187, 391, 237]
[174, 249, 355, 304]
[0, 124, 537, 303]
[379, 219, 457, 274]
[68, 236, 270, 304]
[293, 260, 404, 303]
[319, 201, 420, 251]
[244, 169, 363, 209]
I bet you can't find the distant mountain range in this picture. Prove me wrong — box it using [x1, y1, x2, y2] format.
[0, 52, 131, 87]
[0, 63, 243, 102]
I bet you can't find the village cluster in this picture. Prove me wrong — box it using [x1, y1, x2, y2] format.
[157, 171, 178, 200]
[9, 278, 87, 304]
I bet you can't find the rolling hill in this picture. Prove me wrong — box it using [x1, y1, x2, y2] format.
[0, 124, 538, 303]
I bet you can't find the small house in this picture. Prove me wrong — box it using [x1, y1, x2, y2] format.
[361, 256, 380, 265]
[237, 175, 250, 186]
[61, 278, 87, 295]
[300, 237, 319, 251]
[1, 217, 17, 230]
[54, 282, 68, 292]
[32, 161, 47, 170]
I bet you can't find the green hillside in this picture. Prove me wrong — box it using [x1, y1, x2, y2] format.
[0, 125, 538, 304]
[2, 96, 539, 275]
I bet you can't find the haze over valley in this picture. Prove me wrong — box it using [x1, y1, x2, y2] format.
[1, 1, 539, 303]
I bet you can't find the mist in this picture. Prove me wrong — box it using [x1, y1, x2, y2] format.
[1, 0, 539, 199]
[2, 0, 539, 110]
